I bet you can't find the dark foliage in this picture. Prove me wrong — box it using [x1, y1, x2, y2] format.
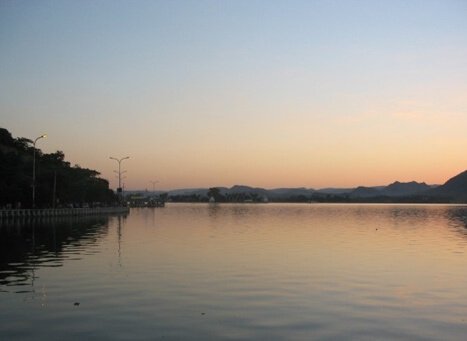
[0, 127, 117, 208]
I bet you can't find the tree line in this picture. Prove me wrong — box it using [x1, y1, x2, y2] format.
[0, 127, 117, 209]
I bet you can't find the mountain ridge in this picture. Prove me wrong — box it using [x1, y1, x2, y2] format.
[429, 170, 467, 201]
[126, 170, 466, 203]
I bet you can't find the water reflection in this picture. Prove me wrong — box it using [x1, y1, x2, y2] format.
[0, 214, 126, 292]
[1, 205, 467, 340]
[446, 207, 467, 228]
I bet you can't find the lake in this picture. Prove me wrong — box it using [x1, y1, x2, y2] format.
[1, 204, 467, 340]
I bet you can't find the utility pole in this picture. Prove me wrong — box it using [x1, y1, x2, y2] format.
[109, 156, 130, 204]
[149, 180, 159, 194]
[32, 134, 47, 208]
[52, 170, 57, 209]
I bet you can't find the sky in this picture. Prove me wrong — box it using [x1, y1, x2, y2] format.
[1, 0, 466, 190]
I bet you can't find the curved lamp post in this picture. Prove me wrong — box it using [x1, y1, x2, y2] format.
[109, 156, 130, 202]
[32, 134, 47, 208]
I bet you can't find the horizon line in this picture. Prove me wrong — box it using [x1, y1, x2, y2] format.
[122, 181, 442, 193]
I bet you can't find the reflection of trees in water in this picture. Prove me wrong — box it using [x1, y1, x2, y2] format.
[207, 203, 221, 219]
[386, 205, 467, 232]
[387, 206, 430, 227]
[351, 205, 463, 228]
[445, 207, 467, 230]
[0, 215, 124, 291]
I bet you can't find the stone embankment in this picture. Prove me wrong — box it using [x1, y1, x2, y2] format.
[0, 207, 130, 219]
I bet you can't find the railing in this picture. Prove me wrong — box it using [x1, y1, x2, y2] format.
[0, 207, 130, 219]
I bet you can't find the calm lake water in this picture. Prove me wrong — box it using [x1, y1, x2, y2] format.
[1, 204, 467, 340]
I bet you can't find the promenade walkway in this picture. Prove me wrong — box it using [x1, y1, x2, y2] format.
[0, 207, 130, 219]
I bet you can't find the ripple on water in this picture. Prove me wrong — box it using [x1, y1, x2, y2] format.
[1, 204, 467, 340]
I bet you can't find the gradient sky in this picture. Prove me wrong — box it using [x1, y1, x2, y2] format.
[1, 0, 466, 190]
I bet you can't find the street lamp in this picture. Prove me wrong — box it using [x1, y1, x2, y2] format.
[32, 134, 47, 208]
[109, 156, 130, 202]
[149, 180, 159, 193]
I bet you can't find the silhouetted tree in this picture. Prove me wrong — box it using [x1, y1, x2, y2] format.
[159, 192, 168, 202]
[0, 127, 117, 208]
[207, 187, 220, 201]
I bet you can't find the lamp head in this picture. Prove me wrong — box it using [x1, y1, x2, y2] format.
[34, 134, 47, 144]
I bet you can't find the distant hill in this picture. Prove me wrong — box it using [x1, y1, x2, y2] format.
[381, 181, 434, 197]
[222, 186, 313, 199]
[430, 170, 467, 201]
[268, 187, 313, 198]
[168, 188, 211, 196]
[162, 185, 315, 201]
[227, 185, 268, 196]
[350, 186, 382, 198]
[317, 188, 355, 195]
[126, 170, 466, 203]
[348, 181, 436, 199]
[160, 182, 442, 201]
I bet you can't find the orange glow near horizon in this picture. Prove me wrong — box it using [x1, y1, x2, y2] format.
[1, 1, 466, 190]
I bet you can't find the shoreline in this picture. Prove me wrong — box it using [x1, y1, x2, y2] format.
[0, 207, 130, 220]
